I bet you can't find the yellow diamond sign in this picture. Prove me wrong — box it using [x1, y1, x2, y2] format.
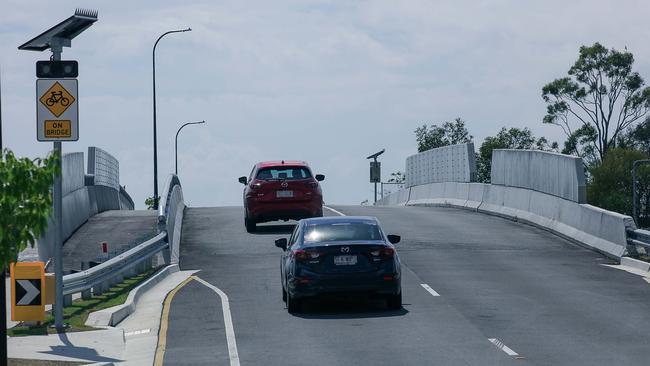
[39, 81, 75, 117]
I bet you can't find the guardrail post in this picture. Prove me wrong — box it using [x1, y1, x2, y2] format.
[93, 283, 104, 296]
[63, 294, 72, 307]
[81, 288, 92, 300]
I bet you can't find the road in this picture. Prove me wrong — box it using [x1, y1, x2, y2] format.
[162, 205, 650, 366]
[62, 210, 157, 273]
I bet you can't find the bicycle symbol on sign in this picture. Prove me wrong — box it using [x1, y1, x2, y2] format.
[45, 91, 70, 107]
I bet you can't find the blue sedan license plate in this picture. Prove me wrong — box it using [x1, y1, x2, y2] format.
[334, 255, 357, 266]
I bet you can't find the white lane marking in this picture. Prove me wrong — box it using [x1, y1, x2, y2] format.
[488, 338, 519, 357]
[193, 276, 241, 366]
[323, 205, 346, 216]
[125, 328, 151, 337]
[420, 283, 440, 297]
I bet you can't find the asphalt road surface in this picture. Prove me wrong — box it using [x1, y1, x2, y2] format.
[62, 210, 157, 273]
[164, 205, 650, 366]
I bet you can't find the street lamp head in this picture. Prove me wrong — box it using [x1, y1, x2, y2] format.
[184, 27, 192, 32]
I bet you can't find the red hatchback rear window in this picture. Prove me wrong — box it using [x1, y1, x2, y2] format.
[256, 166, 312, 180]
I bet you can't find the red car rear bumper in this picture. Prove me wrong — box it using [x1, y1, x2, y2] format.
[246, 197, 322, 223]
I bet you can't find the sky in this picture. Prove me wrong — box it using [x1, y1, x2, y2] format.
[2, 0, 650, 208]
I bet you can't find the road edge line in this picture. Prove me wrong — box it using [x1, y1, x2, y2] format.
[323, 205, 346, 216]
[153, 276, 195, 366]
[193, 276, 241, 366]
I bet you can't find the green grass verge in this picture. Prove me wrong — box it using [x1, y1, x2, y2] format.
[8, 267, 159, 336]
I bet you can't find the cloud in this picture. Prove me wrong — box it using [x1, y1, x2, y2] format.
[3, 0, 650, 207]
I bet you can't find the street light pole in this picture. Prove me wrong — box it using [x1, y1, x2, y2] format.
[152, 27, 191, 209]
[175, 120, 205, 175]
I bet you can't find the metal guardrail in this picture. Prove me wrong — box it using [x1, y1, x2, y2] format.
[62, 232, 168, 295]
[626, 228, 650, 255]
[59, 173, 182, 299]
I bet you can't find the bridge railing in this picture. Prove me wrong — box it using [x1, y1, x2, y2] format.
[59, 173, 185, 303]
[62, 232, 168, 297]
[626, 228, 650, 256]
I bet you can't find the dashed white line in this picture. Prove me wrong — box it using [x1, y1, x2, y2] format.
[420, 283, 440, 297]
[488, 338, 519, 357]
[193, 276, 241, 366]
[323, 205, 346, 216]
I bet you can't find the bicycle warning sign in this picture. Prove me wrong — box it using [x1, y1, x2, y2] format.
[36, 79, 78, 141]
[39, 81, 75, 117]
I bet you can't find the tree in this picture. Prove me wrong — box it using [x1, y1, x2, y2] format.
[542, 42, 650, 161]
[0, 149, 58, 268]
[1, 149, 58, 357]
[145, 196, 159, 210]
[561, 124, 599, 167]
[618, 117, 650, 156]
[415, 118, 473, 152]
[477, 127, 558, 182]
[587, 148, 650, 224]
[387, 171, 405, 184]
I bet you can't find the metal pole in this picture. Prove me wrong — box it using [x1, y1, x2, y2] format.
[0, 62, 7, 366]
[49, 42, 64, 330]
[152, 28, 191, 209]
[175, 120, 205, 176]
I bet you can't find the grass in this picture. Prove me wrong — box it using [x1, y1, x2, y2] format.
[8, 267, 158, 336]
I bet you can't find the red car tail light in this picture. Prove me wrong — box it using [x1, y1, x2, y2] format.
[293, 249, 323, 262]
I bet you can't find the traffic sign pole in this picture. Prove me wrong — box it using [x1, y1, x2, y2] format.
[50, 39, 64, 330]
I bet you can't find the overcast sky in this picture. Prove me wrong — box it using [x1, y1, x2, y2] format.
[2, 0, 650, 208]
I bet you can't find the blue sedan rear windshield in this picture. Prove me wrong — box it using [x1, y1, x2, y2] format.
[303, 222, 383, 243]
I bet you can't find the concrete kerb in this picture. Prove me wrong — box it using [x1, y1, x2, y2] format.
[394, 181, 632, 260]
[620, 257, 650, 273]
[85, 264, 180, 327]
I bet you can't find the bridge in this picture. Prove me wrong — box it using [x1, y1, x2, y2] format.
[7, 144, 650, 365]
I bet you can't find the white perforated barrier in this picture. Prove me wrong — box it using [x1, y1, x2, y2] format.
[491, 149, 586, 203]
[88, 146, 120, 190]
[405, 143, 476, 188]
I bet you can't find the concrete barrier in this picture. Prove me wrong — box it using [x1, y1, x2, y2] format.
[380, 182, 634, 259]
[491, 149, 586, 203]
[158, 174, 185, 264]
[405, 143, 476, 188]
[35, 147, 134, 262]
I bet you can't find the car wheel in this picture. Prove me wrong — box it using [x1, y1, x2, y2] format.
[245, 217, 256, 233]
[287, 293, 301, 313]
[386, 292, 402, 310]
[282, 286, 287, 303]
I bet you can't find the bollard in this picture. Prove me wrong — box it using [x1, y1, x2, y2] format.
[81, 288, 92, 300]
[63, 294, 72, 307]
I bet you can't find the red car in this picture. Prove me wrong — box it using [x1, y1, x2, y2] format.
[239, 161, 325, 232]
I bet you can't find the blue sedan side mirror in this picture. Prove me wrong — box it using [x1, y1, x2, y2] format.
[275, 238, 288, 250]
[387, 235, 401, 244]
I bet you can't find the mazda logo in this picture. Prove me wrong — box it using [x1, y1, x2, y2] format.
[340, 246, 350, 253]
[281, 181, 288, 188]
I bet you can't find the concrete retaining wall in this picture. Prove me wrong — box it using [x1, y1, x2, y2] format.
[35, 148, 133, 262]
[405, 143, 476, 188]
[377, 182, 635, 259]
[491, 149, 586, 203]
[158, 175, 185, 264]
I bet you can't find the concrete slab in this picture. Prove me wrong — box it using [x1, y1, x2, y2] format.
[62, 210, 157, 273]
[8, 328, 125, 364]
